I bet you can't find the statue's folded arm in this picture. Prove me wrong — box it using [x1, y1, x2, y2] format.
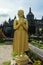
[13, 20, 20, 30]
[22, 19, 28, 32]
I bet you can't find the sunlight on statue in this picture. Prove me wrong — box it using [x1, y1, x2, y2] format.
[13, 10, 28, 55]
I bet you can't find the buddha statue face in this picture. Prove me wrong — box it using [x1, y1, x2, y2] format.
[18, 10, 24, 18]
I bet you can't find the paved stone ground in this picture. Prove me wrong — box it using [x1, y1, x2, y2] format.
[0, 45, 12, 65]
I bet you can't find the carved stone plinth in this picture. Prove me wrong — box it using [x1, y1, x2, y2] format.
[15, 54, 29, 65]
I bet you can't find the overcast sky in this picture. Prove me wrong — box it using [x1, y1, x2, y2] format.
[0, 0, 43, 24]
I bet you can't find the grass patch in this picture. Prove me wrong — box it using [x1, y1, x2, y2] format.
[3, 61, 11, 65]
[0, 42, 5, 45]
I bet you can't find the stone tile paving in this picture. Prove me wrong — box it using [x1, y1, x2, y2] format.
[0, 45, 13, 65]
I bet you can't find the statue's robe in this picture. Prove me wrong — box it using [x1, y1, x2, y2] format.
[13, 19, 28, 55]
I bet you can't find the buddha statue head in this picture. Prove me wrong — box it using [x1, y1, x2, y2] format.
[18, 10, 24, 18]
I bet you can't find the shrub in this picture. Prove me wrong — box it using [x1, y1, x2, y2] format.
[12, 52, 18, 57]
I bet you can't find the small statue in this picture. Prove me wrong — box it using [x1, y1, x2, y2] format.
[11, 59, 17, 65]
[0, 28, 6, 40]
[13, 10, 28, 55]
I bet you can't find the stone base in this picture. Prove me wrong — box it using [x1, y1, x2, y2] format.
[15, 54, 29, 65]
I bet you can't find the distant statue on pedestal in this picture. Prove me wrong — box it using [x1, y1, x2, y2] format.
[13, 10, 28, 55]
[0, 28, 6, 41]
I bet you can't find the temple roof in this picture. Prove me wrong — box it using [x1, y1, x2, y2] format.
[27, 7, 34, 16]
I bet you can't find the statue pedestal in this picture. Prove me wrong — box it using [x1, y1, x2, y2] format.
[15, 54, 29, 65]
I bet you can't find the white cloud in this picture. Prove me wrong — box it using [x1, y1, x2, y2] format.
[0, 8, 9, 14]
[0, 0, 43, 24]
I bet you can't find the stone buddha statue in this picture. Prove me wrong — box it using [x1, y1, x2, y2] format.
[13, 10, 28, 55]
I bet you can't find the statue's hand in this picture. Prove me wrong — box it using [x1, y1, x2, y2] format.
[19, 21, 26, 26]
[19, 22, 23, 26]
